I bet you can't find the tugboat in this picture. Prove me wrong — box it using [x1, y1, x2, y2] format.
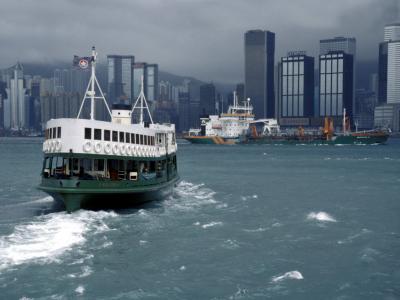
[38, 47, 179, 212]
[184, 92, 254, 144]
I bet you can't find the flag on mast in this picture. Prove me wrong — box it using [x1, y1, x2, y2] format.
[73, 55, 93, 69]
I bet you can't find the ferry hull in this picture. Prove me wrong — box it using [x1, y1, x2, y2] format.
[39, 177, 179, 212]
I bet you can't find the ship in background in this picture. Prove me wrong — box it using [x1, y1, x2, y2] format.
[241, 108, 390, 145]
[184, 92, 254, 144]
[38, 47, 179, 212]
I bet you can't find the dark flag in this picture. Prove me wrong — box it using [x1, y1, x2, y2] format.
[73, 55, 92, 69]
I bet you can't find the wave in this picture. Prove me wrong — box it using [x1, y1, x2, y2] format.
[271, 270, 303, 283]
[0, 210, 116, 271]
[307, 211, 337, 222]
[201, 221, 223, 229]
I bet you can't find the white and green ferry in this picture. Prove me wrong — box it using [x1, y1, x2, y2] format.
[38, 47, 178, 212]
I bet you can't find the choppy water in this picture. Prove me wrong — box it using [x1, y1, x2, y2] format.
[0, 137, 399, 299]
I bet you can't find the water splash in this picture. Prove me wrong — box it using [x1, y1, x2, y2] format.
[271, 270, 303, 283]
[0, 210, 116, 271]
[307, 211, 337, 222]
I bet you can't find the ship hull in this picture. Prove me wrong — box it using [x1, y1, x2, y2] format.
[38, 176, 179, 212]
[184, 136, 237, 145]
[241, 132, 389, 145]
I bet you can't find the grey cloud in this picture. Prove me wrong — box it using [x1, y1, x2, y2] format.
[0, 0, 398, 83]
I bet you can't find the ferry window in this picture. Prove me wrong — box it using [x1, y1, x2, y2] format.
[84, 128, 92, 139]
[104, 130, 110, 141]
[144, 136, 148, 145]
[119, 132, 125, 143]
[126, 132, 130, 143]
[135, 134, 139, 144]
[57, 127, 61, 138]
[72, 158, 79, 172]
[52, 128, 56, 139]
[140, 135, 144, 145]
[94, 159, 104, 171]
[131, 133, 135, 144]
[112, 131, 118, 142]
[94, 129, 102, 140]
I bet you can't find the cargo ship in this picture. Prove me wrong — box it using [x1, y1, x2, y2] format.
[241, 109, 390, 145]
[38, 47, 179, 212]
[184, 92, 254, 144]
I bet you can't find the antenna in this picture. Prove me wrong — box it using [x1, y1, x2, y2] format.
[131, 76, 153, 125]
[77, 46, 112, 120]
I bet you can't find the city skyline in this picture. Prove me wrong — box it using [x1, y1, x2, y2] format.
[0, 0, 398, 83]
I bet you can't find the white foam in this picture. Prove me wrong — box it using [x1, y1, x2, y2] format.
[307, 211, 337, 222]
[179, 265, 186, 271]
[75, 285, 85, 294]
[201, 221, 223, 229]
[0, 210, 116, 271]
[271, 270, 303, 283]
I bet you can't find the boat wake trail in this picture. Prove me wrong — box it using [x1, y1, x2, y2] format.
[0, 210, 116, 271]
[307, 211, 337, 222]
[271, 270, 304, 283]
[166, 180, 217, 211]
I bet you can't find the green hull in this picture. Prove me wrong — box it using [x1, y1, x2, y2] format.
[242, 133, 389, 145]
[184, 136, 237, 145]
[38, 176, 179, 212]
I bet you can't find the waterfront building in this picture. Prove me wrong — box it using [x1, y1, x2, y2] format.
[199, 83, 216, 116]
[146, 64, 158, 102]
[0, 81, 6, 128]
[374, 103, 400, 132]
[244, 30, 275, 118]
[5, 63, 27, 130]
[279, 51, 314, 125]
[107, 55, 135, 105]
[178, 92, 190, 132]
[133, 63, 146, 101]
[319, 51, 354, 120]
[236, 83, 245, 103]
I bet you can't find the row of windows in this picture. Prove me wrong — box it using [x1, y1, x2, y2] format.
[282, 61, 305, 76]
[282, 75, 304, 95]
[320, 73, 344, 94]
[45, 127, 61, 140]
[320, 94, 344, 117]
[84, 128, 155, 146]
[282, 95, 305, 117]
[320, 58, 344, 74]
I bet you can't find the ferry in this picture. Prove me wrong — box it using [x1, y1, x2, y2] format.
[184, 92, 254, 144]
[38, 47, 179, 212]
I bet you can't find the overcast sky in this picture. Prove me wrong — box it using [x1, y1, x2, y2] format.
[0, 0, 399, 83]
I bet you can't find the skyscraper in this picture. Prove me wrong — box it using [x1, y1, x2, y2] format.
[280, 51, 314, 122]
[244, 30, 275, 119]
[385, 23, 400, 105]
[133, 63, 147, 101]
[199, 83, 216, 116]
[146, 64, 158, 102]
[319, 51, 354, 119]
[107, 55, 135, 105]
[5, 63, 27, 130]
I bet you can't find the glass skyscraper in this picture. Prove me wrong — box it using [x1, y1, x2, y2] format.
[107, 55, 134, 105]
[280, 52, 314, 118]
[319, 51, 353, 118]
[244, 30, 275, 119]
[133, 63, 159, 102]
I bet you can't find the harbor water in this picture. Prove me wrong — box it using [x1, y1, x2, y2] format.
[0, 137, 399, 299]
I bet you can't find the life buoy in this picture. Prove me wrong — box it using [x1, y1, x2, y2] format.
[112, 143, 119, 155]
[120, 144, 126, 155]
[94, 142, 102, 153]
[55, 140, 62, 152]
[104, 142, 112, 154]
[83, 141, 92, 152]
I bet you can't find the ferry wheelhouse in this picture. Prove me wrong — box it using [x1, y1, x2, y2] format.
[38, 47, 178, 212]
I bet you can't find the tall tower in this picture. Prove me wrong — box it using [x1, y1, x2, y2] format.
[5, 63, 26, 130]
[107, 55, 135, 105]
[244, 30, 275, 119]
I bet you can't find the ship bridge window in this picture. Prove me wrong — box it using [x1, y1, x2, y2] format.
[104, 130, 110, 141]
[119, 132, 125, 143]
[131, 133, 135, 144]
[112, 131, 118, 142]
[84, 128, 92, 139]
[126, 132, 130, 143]
[52, 127, 56, 139]
[57, 127, 61, 138]
[144, 136, 148, 145]
[94, 129, 102, 140]
[140, 135, 144, 145]
[151, 136, 155, 145]
[135, 134, 139, 144]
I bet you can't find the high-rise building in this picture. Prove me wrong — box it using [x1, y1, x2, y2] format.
[199, 83, 216, 116]
[244, 30, 275, 118]
[319, 51, 354, 119]
[146, 64, 158, 102]
[236, 83, 245, 103]
[280, 51, 314, 121]
[178, 92, 190, 132]
[0, 81, 6, 128]
[107, 55, 135, 105]
[133, 63, 146, 101]
[5, 63, 27, 130]
[378, 42, 388, 104]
